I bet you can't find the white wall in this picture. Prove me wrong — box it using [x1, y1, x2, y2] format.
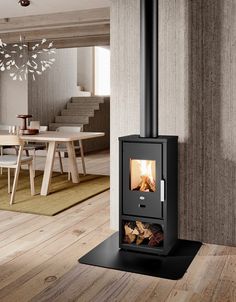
[94, 46, 110, 95]
[77, 47, 94, 93]
[0, 72, 28, 126]
[0, 48, 81, 127]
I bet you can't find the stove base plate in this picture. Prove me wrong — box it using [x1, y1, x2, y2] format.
[79, 232, 202, 280]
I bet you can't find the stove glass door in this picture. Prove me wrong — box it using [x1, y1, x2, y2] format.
[130, 159, 156, 192]
[122, 142, 163, 219]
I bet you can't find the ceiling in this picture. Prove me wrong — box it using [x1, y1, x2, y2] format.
[0, 0, 110, 19]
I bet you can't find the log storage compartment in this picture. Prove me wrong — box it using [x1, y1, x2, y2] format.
[119, 135, 178, 255]
[122, 219, 164, 253]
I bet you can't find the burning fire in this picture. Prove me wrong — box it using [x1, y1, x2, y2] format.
[133, 160, 156, 192]
[140, 160, 154, 182]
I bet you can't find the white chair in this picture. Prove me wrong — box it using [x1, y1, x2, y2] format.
[0, 135, 35, 205]
[29, 121, 40, 130]
[0, 125, 10, 175]
[56, 126, 86, 178]
[24, 122, 48, 174]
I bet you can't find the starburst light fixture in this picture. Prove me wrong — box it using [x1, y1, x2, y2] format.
[0, 37, 56, 81]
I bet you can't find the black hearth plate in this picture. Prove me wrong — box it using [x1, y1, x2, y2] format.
[79, 232, 202, 280]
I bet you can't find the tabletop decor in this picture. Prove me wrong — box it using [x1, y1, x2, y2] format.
[16, 114, 38, 135]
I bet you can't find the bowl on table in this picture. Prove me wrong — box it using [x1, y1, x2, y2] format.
[20, 129, 39, 135]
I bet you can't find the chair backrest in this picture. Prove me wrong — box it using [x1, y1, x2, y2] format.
[0, 125, 10, 131]
[56, 126, 82, 133]
[39, 126, 48, 132]
[0, 135, 25, 169]
[0, 135, 24, 146]
[29, 121, 40, 130]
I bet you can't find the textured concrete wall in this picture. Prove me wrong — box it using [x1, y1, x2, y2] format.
[0, 50, 28, 126]
[28, 48, 78, 126]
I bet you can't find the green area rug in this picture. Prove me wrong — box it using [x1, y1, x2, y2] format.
[0, 171, 110, 216]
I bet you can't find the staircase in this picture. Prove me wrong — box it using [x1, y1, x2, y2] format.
[49, 96, 110, 153]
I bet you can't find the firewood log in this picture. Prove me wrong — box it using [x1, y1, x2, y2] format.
[143, 228, 153, 239]
[124, 224, 136, 244]
[135, 221, 153, 245]
[132, 227, 139, 235]
[148, 231, 164, 247]
[128, 221, 136, 229]
[136, 235, 145, 245]
[136, 220, 146, 234]
[123, 235, 131, 244]
[136, 221, 152, 237]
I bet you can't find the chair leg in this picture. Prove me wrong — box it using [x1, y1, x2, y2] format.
[8, 168, 11, 194]
[29, 163, 35, 196]
[79, 140, 86, 176]
[0, 146, 3, 175]
[10, 164, 21, 205]
[33, 149, 36, 177]
[23, 149, 30, 173]
[58, 151, 63, 174]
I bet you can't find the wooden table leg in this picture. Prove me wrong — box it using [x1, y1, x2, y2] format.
[66, 141, 79, 183]
[41, 141, 56, 196]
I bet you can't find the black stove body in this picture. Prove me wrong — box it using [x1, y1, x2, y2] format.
[119, 135, 178, 255]
[119, 0, 178, 255]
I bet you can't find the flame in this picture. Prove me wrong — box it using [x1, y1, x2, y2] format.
[130, 159, 156, 192]
[139, 160, 154, 182]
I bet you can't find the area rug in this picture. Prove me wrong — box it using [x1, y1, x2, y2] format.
[0, 171, 110, 216]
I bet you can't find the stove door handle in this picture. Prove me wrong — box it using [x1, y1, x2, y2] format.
[161, 180, 165, 202]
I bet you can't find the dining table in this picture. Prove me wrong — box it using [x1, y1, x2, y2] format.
[0, 130, 104, 196]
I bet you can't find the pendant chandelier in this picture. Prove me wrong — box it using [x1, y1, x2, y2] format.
[19, 0, 30, 7]
[0, 37, 56, 81]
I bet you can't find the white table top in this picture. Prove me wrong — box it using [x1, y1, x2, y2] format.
[0, 130, 105, 142]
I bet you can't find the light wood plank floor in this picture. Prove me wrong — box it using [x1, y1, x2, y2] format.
[0, 151, 235, 301]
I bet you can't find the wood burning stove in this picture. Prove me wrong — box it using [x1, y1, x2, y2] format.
[119, 136, 178, 255]
[119, 0, 178, 255]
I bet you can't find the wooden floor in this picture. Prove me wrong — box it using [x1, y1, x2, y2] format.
[0, 151, 235, 301]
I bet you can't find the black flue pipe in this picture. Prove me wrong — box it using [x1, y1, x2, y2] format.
[140, 0, 158, 138]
